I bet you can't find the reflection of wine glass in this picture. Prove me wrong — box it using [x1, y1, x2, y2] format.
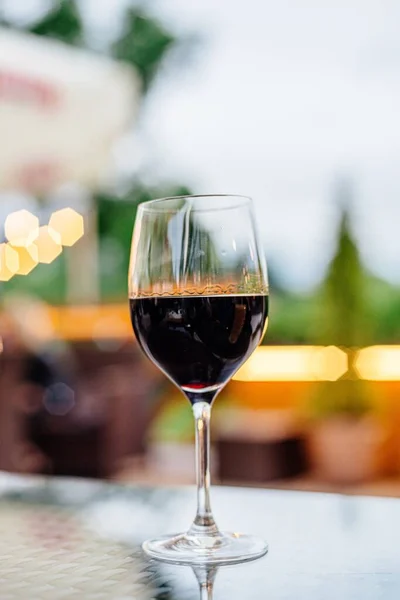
[129, 195, 269, 564]
[192, 566, 217, 600]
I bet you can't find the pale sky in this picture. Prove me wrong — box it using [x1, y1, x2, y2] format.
[142, 0, 400, 290]
[5, 0, 400, 290]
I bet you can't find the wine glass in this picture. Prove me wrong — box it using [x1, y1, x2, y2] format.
[129, 194, 269, 564]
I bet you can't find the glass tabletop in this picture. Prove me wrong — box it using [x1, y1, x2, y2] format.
[0, 472, 399, 599]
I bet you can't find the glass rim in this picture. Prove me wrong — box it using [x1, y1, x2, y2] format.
[138, 193, 253, 214]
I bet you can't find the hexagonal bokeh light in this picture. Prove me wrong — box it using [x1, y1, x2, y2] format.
[49, 208, 84, 247]
[11, 244, 39, 275]
[5, 210, 39, 247]
[35, 226, 62, 264]
[0, 243, 19, 281]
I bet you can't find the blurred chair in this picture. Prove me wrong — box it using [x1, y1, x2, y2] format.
[27, 343, 164, 478]
[0, 296, 164, 479]
[215, 409, 307, 484]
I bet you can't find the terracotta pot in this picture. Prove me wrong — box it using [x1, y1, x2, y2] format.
[308, 416, 383, 484]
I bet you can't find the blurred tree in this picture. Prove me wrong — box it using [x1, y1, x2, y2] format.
[28, 0, 83, 46]
[367, 280, 400, 342]
[8, 1, 179, 94]
[267, 293, 315, 344]
[5, 257, 67, 304]
[314, 209, 369, 347]
[98, 184, 192, 300]
[310, 180, 373, 418]
[111, 8, 175, 92]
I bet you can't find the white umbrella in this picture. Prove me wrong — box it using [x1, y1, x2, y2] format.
[0, 27, 140, 193]
[0, 29, 141, 300]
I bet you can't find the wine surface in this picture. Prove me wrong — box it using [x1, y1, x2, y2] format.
[130, 294, 268, 403]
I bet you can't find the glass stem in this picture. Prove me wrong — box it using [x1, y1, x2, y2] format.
[188, 401, 219, 537]
[193, 566, 217, 600]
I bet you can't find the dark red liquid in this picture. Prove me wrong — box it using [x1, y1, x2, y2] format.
[130, 295, 268, 403]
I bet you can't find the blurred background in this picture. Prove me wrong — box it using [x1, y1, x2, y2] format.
[1, 0, 400, 494]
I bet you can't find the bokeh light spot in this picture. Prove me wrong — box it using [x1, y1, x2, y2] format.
[233, 346, 348, 382]
[5, 210, 39, 247]
[49, 208, 84, 247]
[12, 244, 39, 275]
[355, 346, 400, 380]
[43, 383, 75, 416]
[35, 225, 62, 264]
[0, 243, 19, 281]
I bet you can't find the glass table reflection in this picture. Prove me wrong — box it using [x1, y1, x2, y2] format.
[0, 472, 399, 599]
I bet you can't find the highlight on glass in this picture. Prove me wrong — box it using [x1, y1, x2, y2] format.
[128, 194, 269, 564]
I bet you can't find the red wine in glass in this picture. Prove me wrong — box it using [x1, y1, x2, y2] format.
[128, 194, 269, 564]
[130, 294, 268, 404]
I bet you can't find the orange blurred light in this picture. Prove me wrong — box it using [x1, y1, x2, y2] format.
[5, 210, 39, 247]
[0, 243, 19, 281]
[233, 346, 348, 382]
[354, 346, 400, 381]
[91, 315, 131, 341]
[49, 208, 84, 246]
[11, 244, 39, 275]
[35, 225, 62, 264]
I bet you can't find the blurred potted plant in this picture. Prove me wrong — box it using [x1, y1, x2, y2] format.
[148, 389, 236, 482]
[307, 182, 383, 484]
[148, 394, 196, 481]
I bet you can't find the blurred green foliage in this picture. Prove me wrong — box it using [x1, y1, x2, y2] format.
[28, 0, 83, 46]
[15, 0, 177, 92]
[308, 182, 374, 418]
[149, 399, 194, 443]
[1, 3, 400, 347]
[4, 254, 67, 303]
[150, 387, 238, 443]
[314, 210, 370, 347]
[266, 184, 400, 345]
[98, 184, 192, 300]
[111, 8, 175, 92]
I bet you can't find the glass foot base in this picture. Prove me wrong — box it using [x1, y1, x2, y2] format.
[142, 531, 268, 565]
